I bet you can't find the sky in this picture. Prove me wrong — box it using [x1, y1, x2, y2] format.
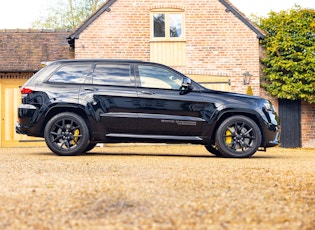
[0, 0, 314, 29]
[229, 0, 314, 17]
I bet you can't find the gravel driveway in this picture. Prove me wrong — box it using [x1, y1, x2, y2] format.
[0, 145, 314, 230]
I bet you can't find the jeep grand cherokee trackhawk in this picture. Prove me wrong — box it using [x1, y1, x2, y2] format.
[16, 59, 279, 157]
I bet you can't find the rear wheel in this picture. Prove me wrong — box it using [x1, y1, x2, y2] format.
[215, 115, 262, 158]
[44, 112, 90, 156]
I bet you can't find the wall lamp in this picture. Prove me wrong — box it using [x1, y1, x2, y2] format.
[243, 72, 252, 85]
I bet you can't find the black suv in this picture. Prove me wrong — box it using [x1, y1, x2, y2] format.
[16, 59, 279, 157]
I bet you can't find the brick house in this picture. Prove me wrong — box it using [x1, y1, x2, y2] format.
[69, 0, 265, 96]
[0, 0, 314, 148]
[0, 29, 72, 147]
[68, 0, 315, 148]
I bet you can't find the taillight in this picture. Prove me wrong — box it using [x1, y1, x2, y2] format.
[21, 87, 34, 94]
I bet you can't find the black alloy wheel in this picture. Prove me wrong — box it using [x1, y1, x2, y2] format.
[215, 115, 262, 158]
[83, 143, 97, 153]
[44, 112, 90, 156]
[205, 144, 223, 157]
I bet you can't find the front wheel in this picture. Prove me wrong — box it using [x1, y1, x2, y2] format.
[215, 115, 262, 158]
[83, 143, 97, 153]
[205, 144, 223, 157]
[44, 112, 90, 156]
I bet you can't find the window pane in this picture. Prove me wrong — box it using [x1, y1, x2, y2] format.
[153, 14, 165, 37]
[92, 64, 131, 86]
[49, 64, 90, 83]
[138, 65, 182, 89]
[170, 14, 182, 38]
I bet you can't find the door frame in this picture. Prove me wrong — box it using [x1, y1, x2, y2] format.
[279, 99, 301, 148]
[1, 79, 45, 147]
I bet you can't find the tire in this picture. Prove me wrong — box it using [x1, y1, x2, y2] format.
[205, 144, 223, 157]
[83, 143, 97, 153]
[44, 112, 90, 156]
[215, 115, 262, 158]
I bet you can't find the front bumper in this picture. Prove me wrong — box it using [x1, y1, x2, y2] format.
[265, 129, 280, 147]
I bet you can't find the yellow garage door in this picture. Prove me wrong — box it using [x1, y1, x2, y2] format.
[189, 75, 231, 92]
[1, 80, 45, 147]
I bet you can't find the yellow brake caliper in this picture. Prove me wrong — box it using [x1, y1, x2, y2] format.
[72, 129, 80, 145]
[225, 129, 232, 144]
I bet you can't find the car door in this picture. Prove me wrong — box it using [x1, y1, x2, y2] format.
[80, 62, 139, 136]
[134, 63, 208, 139]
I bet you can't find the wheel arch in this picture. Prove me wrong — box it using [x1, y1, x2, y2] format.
[211, 110, 265, 146]
[40, 105, 90, 136]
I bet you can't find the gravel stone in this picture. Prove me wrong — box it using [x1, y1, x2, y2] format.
[0, 145, 314, 229]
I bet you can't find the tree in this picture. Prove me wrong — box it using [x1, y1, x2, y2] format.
[257, 5, 315, 104]
[32, 0, 106, 29]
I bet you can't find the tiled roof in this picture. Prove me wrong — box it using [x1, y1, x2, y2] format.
[0, 29, 73, 72]
[0, 29, 72, 33]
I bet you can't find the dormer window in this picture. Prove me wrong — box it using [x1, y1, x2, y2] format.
[150, 9, 186, 66]
[153, 13, 183, 38]
[151, 9, 185, 41]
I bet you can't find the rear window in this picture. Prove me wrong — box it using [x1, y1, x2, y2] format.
[48, 64, 91, 83]
[92, 64, 132, 86]
[23, 64, 58, 86]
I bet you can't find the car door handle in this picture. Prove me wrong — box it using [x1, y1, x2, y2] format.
[140, 91, 155, 95]
[84, 87, 97, 91]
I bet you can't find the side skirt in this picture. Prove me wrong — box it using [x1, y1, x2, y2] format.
[106, 133, 203, 141]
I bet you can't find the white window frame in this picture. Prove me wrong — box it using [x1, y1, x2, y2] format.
[150, 9, 186, 42]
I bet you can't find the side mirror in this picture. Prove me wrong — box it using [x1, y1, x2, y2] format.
[180, 78, 193, 95]
[182, 78, 192, 87]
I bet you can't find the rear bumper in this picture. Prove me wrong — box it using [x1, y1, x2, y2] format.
[15, 122, 26, 135]
[16, 104, 43, 137]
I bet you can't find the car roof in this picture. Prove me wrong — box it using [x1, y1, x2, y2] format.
[41, 59, 144, 66]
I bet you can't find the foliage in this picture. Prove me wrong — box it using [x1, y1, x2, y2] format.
[257, 5, 315, 103]
[32, 0, 106, 29]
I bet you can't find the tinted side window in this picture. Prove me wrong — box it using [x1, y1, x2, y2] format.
[26, 64, 58, 85]
[48, 64, 91, 83]
[138, 65, 182, 90]
[92, 64, 131, 86]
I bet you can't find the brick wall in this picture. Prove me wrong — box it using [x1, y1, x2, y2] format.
[0, 29, 73, 72]
[301, 101, 315, 148]
[75, 0, 261, 96]
[74, 0, 315, 148]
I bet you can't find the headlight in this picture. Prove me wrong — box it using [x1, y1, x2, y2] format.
[263, 101, 276, 113]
